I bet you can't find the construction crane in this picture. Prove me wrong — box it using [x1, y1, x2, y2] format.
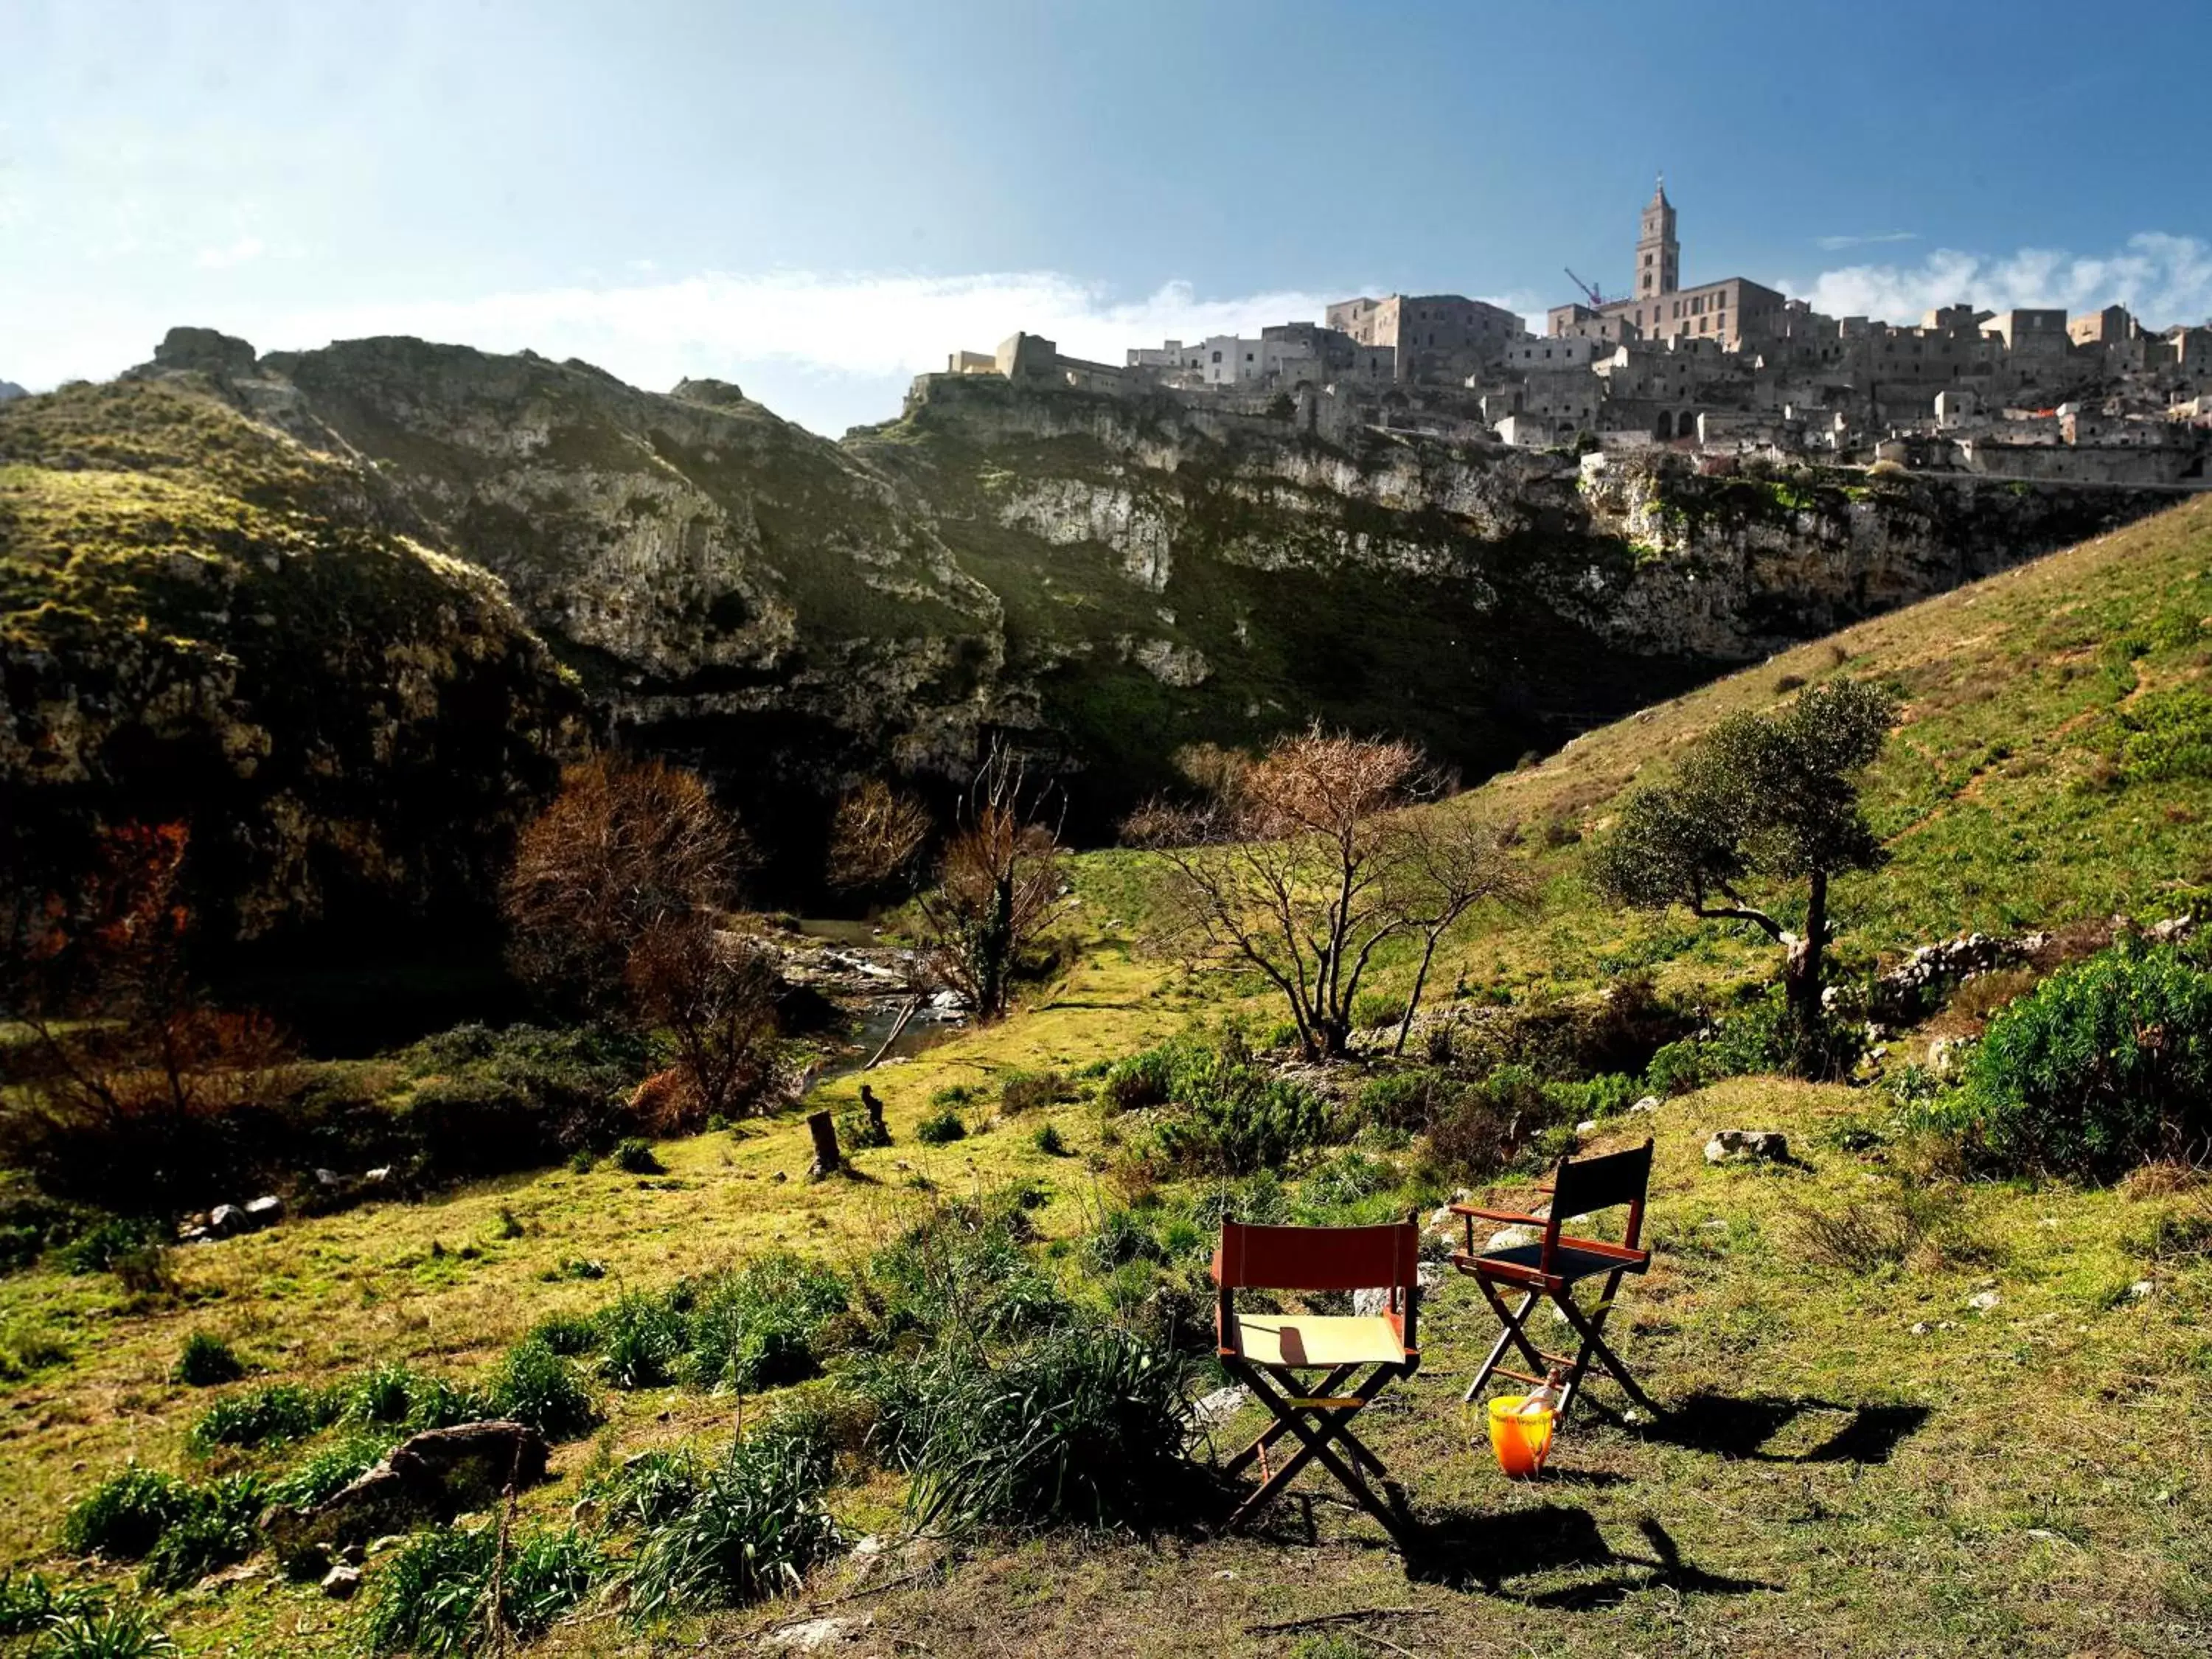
[1565, 267, 1606, 309]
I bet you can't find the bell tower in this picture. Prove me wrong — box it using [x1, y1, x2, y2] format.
[1636, 174, 1679, 298]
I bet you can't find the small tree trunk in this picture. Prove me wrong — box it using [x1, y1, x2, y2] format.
[1785, 867, 1830, 1074]
[806, 1109, 841, 1178]
[1393, 931, 1444, 1058]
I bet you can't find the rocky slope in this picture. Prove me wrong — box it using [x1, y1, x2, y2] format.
[2, 327, 2176, 931]
[0, 363, 589, 951]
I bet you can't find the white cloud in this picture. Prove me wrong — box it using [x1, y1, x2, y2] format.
[194, 234, 266, 269]
[1791, 232, 2212, 327]
[279, 270, 1342, 386]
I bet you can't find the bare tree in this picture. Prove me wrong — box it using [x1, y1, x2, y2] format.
[1385, 807, 1536, 1056]
[1127, 727, 1526, 1060]
[502, 756, 752, 1013]
[915, 741, 1068, 1020]
[827, 778, 932, 896]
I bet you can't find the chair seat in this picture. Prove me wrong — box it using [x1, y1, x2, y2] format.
[1226, 1313, 1407, 1368]
[1462, 1241, 1648, 1284]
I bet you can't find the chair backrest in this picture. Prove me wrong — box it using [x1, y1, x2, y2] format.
[1214, 1220, 1419, 1293]
[1545, 1139, 1654, 1256]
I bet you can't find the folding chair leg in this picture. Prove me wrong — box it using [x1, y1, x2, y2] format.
[1463, 1285, 1541, 1403]
[1554, 1277, 1662, 1419]
[1223, 1363, 1355, 1476]
[1227, 1363, 1408, 1544]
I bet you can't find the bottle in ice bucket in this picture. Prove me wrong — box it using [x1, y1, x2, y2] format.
[1487, 1365, 1565, 1479]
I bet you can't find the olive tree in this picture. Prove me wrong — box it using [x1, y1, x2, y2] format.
[1587, 678, 1898, 1066]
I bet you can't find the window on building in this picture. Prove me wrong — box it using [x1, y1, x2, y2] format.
[1211, 351, 1221, 364]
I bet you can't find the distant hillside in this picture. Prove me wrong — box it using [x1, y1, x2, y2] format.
[0, 381, 27, 403]
[0, 326, 2188, 939]
[1380, 490, 2212, 1004]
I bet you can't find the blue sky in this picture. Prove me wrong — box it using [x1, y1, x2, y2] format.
[5, 0, 2210, 433]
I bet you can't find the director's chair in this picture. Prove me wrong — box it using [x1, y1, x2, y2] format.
[1452, 1138, 1662, 1420]
[1212, 1219, 1421, 1544]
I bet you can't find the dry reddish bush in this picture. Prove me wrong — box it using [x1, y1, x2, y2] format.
[503, 756, 752, 1012]
[827, 778, 932, 895]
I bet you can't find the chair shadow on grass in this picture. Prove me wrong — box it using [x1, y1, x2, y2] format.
[1403, 1505, 1774, 1604]
[1627, 1390, 1930, 1464]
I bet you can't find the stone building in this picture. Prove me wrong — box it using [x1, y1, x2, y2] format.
[1324, 293, 1525, 382]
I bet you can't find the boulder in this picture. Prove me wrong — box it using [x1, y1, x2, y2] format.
[264, 1421, 550, 1568]
[207, 1204, 246, 1237]
[243, 1195, 284, 1226]
[1705, 1129, 1790, 1165]
[319, 1564, 362, 1600]
[1628, 1095, 1660, 1114]
[1486, 1225, 1541, 1251]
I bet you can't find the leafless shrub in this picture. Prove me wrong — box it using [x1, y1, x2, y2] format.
[915, 741, 1068, 1021]
[827, 779, 932, 896]
[1127, 726, 1531, 1060]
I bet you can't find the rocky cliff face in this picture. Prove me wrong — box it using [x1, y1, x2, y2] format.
[3, 329, 2177, 933]
[0, 365, 589, 948]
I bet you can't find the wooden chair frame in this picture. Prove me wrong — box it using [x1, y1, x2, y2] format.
[1451, 1139, 1661, 1420]
[1212, 1220, 1422, 1545]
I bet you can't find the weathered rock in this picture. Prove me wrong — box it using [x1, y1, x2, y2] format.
[1966, 1290, 2002, 1312]
[207, 1204, 246, 1237]
[759, 1615, 863, 1652]
[1629, 1095, 1661, 1114]
[1486, 1225, 1542, 1251]
[319, 1564, 362, 1600]
[1192, 1384, 1250, 1428]
[1925, 1037, 1972, 1082]
[1705, 1129, 1790, 1165]
[243, 1195, 284, 1226]
[264, 1421, 549, 1566]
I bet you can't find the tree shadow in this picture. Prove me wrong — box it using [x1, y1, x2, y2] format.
[1404, 1505, 1773, 1603]
[1635, 1391, 1930, 1465]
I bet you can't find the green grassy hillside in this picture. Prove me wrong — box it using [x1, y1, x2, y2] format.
[3, 498, 2211, 1657]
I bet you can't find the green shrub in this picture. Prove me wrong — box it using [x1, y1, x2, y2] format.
[1298, 1150, 1397, 1215]
[927, 1083, 976, 1108]
[186, 1383, 334, 1455]
[915, 1108, 967, 1145]
[61, 1468, 201, 1559]
[998, 1069, 1064, 1113]
[0, 1570, 106, 1635]
[1357, 1069, 1455, 1130]
[681, 1255, 851, 1392]
[1351, 992, 1403, 1032]
[399, 1023, 654, 1182]
[528, 1312, 602, 1356]
[835, 1105, 891, 1150]
[138, 1474, 266, 1590]
[1428, 1064, 1558, 1178]
[613, 1138, 664, 1175]
[1085, 1210, 1164, 1274]
[1031, 1122, 1069, 1157]
[617, 1420, 842, 1618]
[61, 1217, 166, 1276]
[2118, 686, 2212, 782]
[362, 1523, 600, 1656]
[1958, 940, 2212, 1178]
[1155, 1074, 1329, 1177]
[867, 1188, 1064, 1339]
[872, 1325, 1198, 1532]
[267, 1433, 397, 1509]
[1101, 1048, 1173, 1112]
[34, 1602, 176, 1659]
[487, 1340, 599, 1440]
[596, 1290, 690, 1389]
[171, 1332, 243, 1388]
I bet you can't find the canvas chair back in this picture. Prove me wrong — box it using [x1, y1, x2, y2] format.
[1541, 1140, 1653, 1269]
[1215, 1220, 1419, 1293]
